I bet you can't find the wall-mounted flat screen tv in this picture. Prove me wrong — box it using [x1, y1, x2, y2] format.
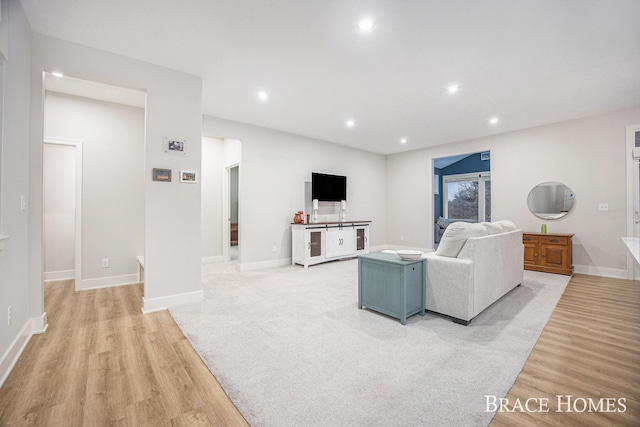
[312, 172, 347, 202]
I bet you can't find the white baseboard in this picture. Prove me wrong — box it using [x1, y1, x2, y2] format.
[573, 264, 627, 279]
[142, 290, 204, 314]
[0, 313, 48, 388]
[44, 269, 75, 282]
[239, 258, 292, 272]
[202, 255, 223, 264]
[81, 273, 139, 290]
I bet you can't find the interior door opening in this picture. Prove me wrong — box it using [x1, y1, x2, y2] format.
[43, 140, 82, 291]
[433, 151, 491, 248]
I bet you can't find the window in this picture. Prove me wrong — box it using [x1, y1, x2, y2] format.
[443, 172, 491, 222]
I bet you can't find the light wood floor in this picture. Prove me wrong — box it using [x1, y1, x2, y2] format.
[1, 274, 638, 426]
[0, 281, 248, 426]
[491, 274, 640, 426]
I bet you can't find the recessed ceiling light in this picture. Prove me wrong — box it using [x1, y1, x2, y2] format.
[257, 91, 268, 102]
[51, 72, 64, 78]
[447, 84, 460, 93]
[346, 119, 355, 128]
[489, 117, 499, 124]
[358, 18, 375, 31]
[400, 138, 407, 144]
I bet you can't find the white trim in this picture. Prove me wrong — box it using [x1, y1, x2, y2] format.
[44, 269, 75, 282]
[142, 290, 204, 314]
[573, 264, 627, 279]
[81, 273, 139, 290]
[202, 255, 224, 264]
[222, 163, 239, 262]
[44, 138, 83, 291]
[442, 171, 491, 221]
[239, 258, 292, 272]
[31, 312, 48, 334]
[0, 234, 8, 251]
[625, 124, 640, 279]
[0, 313, 48, 388]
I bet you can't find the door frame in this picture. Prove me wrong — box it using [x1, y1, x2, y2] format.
[43, 138, 83, 291]
[222, 163, 239, 262]
[625, 123, 640, 279]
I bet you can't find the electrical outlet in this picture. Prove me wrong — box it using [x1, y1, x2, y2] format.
[598, 203, 609, 212]
[272, 245, 277, 253]
[8, 306, 12, 325]
[102, 259, 109, 268]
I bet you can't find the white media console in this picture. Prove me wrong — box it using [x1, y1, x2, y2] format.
[291, 221, 371, 268]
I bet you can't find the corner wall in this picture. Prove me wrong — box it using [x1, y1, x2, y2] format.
[30, 35, 203, 316]
[386, 107, 640, 278]
[0, 0, 38, 387]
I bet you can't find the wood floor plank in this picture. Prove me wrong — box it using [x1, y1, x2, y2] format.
[490, 274, 640, 426]
[0, 281, 248, 426]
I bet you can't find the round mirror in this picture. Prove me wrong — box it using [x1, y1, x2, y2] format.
[527, 181, 575, 220]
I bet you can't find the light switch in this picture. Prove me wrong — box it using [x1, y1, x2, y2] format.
[20, 196, 27, 211]
[598, 203, 609, 211]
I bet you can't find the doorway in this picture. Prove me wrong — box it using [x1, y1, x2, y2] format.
[43, 139, 83, 291]
[625, 123, 640, 279]
[42, 72, 146, 296]
[223, 164, 240, 262]
[433, 151, 491, 248]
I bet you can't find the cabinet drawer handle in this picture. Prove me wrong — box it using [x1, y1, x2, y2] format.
[534, 253, 538, 257]
[549, 238, 559, 243]
[523, 237, 531, 241]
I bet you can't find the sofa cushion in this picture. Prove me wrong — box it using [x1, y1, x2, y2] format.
[436, 222, 488, 257]
[482, 222, 504, 235]
[436, 216, 451, 229]
[494, 220, 517, 231]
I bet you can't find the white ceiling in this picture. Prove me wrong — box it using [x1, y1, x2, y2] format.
[21, 0, 640, 155]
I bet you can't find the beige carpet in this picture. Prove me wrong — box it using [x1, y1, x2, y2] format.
[170, 258, 570, 427]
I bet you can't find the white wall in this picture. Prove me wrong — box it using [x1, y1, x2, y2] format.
[387, 107, 640, 278]
[0, 0, 36, 385]
[201, 136, 223, 261]
[30, 35, 203, 315]
[44, 92, 145, 287]
[43, 143, 76, 279]
[202, 116, 387, 270]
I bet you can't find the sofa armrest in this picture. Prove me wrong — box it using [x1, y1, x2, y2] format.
[424, 253, 474, 321]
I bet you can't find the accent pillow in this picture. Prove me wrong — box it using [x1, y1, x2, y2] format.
[494, 220, 517, 232]
[436, 222, 488, 257]
[436, 216, 451, 229]
[482, 222, 504, 235]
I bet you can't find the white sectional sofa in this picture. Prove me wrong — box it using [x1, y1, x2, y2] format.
[423, 220, 524, 325]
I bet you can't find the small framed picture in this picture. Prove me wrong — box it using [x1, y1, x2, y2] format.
[164, 137, 187, 155]
[180, 170, 197, 183]
[153, 168, 172, 182]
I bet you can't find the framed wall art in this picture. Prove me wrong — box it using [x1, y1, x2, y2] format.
[164, 137, 187, 155]
[152, 168, 172, 182]
[180, 170, 197, 183]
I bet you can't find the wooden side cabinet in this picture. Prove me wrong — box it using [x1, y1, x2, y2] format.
[523, 232, 574, 275]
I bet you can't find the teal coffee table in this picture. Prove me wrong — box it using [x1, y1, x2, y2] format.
[358, 252, 426, 325]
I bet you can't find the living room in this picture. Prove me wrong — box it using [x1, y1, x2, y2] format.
[1, 0, 639, 425]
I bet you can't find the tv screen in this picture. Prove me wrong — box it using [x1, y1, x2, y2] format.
[312, 173, 347, 202]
